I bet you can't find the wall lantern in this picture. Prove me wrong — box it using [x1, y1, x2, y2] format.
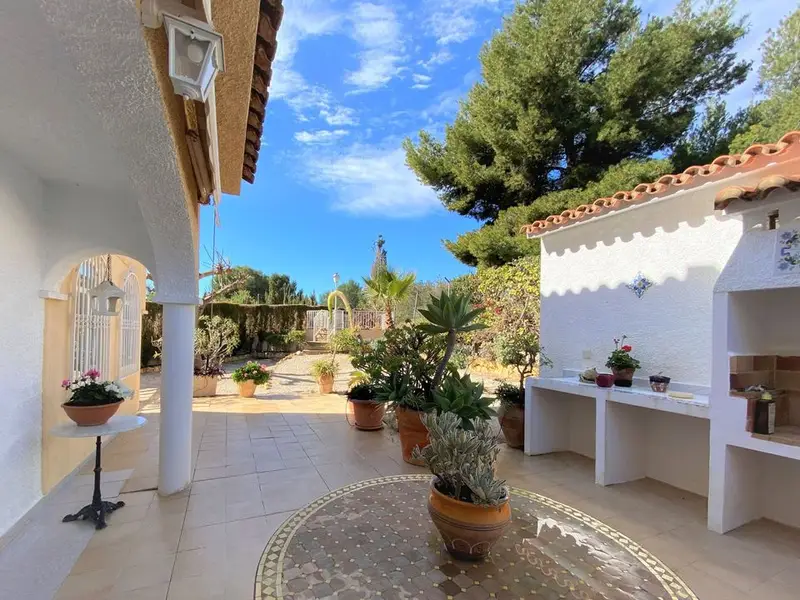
[90, 255, 125, 316]
[163, 13, 224, 102]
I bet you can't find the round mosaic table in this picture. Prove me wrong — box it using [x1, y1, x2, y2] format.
[256, 475, 697, 600]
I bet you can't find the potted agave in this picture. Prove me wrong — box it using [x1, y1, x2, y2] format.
[311, 357, 338, 394]
[606, 335, 641, 387]
[61, 370, 132, 426]
[194, 315, 239, 397]
[231, 361, 270, 398]
[347, 382, 384, 430]
[413, 412, 511, 561]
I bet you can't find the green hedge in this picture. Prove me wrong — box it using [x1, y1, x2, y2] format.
[141, 302, 322, 367]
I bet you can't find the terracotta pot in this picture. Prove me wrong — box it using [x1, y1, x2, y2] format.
[318, 374, 334, 394]
[62, 400, 123, 427]
[396, 406, 429, 465]
[427, 477, 511, 561]
[612, 367, 635, 387]
[350, 399, 385, 431]
[498, 403, 524, 449]
[193, 376, 218, 397]
[238, 380, 257, 398]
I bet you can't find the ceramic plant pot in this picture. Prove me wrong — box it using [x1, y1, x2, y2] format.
[498, 403, 524, 449]
[427, 477, 511, 561]
[193, 376, 218, 397]
[238, 380, 257, 398]
[350, 399, 385, 431]
[62, 400, 123, 427]
[595, 374, 615, 388]
[318, 374, 334, 394]
[612, 367, 635, 387]
[649, 375, 671, 393]
[395, 406, 429, 465]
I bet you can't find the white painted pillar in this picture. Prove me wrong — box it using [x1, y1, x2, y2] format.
[158, 302, 195, 495]
[524, 381, 570, 455]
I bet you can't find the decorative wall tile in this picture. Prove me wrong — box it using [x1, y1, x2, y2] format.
[626, 272, 653, 298]
[775, 229, 800, 274]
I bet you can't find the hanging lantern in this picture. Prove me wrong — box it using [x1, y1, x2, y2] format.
[90, 255, 125, 316]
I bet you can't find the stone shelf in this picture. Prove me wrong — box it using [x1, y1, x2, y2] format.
[752, 425, 800, 448]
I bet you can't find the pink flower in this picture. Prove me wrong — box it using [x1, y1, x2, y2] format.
[85, 369, 100, 379]
[61, 379, 71, 389]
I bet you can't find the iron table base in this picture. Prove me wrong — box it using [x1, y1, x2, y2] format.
[62, 434, 124, 530]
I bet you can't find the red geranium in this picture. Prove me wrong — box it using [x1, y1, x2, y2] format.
[621, 345, 632, 352]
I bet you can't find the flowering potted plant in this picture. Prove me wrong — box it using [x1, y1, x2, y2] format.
[61, 370, 131, 426]
[311, 357, 338, 394]
[605, 336, 640, 387]
[231, 361, 270, 398]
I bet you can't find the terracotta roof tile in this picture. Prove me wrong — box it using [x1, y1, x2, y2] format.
[243, 0, 283, 185]
[522, 131, 800, 237]
[715, 174, 800, 209]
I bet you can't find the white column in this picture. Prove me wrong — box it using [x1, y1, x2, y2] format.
[158, 302, 195, 495]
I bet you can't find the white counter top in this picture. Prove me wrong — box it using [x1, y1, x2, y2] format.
[528, 376, 709, 419]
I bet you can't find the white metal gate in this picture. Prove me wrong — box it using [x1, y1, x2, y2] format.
[305, 309, 385, 341]
[71, 256, 111, 379]
[118, 272, 141, 378]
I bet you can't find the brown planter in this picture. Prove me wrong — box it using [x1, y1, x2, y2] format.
[318, 374, 334, 394]
[350, 399, 385, 431]
[396, 406, 429, 466]
[427, 477, 511, 561]
[62, 400, 123, 427]
[193, 376, 218, 397]
[498, 403, 525, 449]
[612, 367, 635, 387]
[238, 381, 257, 398]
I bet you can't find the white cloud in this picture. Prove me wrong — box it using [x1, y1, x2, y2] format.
[412, 73, 432, 84]
[345, 3, 405, 92]
[303, 144, 440, 217]
[424, 0, 501, 46]
[412, 84, 431, 90]
[321, 106, 359, 126]
[295, 129, 350, 144]
[419, 49, 454, 70]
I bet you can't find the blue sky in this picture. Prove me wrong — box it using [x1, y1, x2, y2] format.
[200, 0, 790, 297]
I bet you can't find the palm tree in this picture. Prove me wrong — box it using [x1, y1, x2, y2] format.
[418, 290, 486, 389]
[362, 268, 415, 329]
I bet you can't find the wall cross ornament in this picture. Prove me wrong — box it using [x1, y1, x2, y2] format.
[626, 272, 653, 298]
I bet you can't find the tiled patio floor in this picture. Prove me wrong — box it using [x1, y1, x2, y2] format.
[3, 390, 800, 600]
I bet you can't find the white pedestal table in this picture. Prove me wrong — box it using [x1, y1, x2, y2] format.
[50, 415, 147, 530]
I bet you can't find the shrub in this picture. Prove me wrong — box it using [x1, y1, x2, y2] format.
[412, 412, 507, 506]
[495, 382, 524, 407]
[349, 370, 370, 388]
[347, 382, 375, 400]
[494, 329, 551, 391]
[329, 328, 362, 354]
[194, 315, 239, 377]
[284, 330, 306, 350]
[311, 358, 338, 379]
[231, 361, 270, 385]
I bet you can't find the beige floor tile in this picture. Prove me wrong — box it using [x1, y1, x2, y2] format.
[109, 582, 169, 600]
[113, 553, 175, 593]
[166, 574, 225, 600]
[172, 546, 226, 581]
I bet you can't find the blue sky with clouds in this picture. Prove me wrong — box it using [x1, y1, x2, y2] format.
[200, 0, 791, 297]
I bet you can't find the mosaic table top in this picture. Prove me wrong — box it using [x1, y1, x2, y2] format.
[256, 474, 697, 600]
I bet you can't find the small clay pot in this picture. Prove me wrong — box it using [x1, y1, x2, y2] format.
[595, 374, 615, 388]
[238, 380, 257, 398]
[193, 376, 218, 397]
[498, 403, 524, 449]
[350, 399, 385, 431]
[427, 477, 511, 561]
[649, 375, 671, 393]
[62, 400, 123, 427]
[318, 374, 334, 394]
[395, 406, 429, 465]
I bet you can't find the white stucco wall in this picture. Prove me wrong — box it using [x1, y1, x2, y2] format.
[0, 148, 44, 535]
[539, 185, 743, 386]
